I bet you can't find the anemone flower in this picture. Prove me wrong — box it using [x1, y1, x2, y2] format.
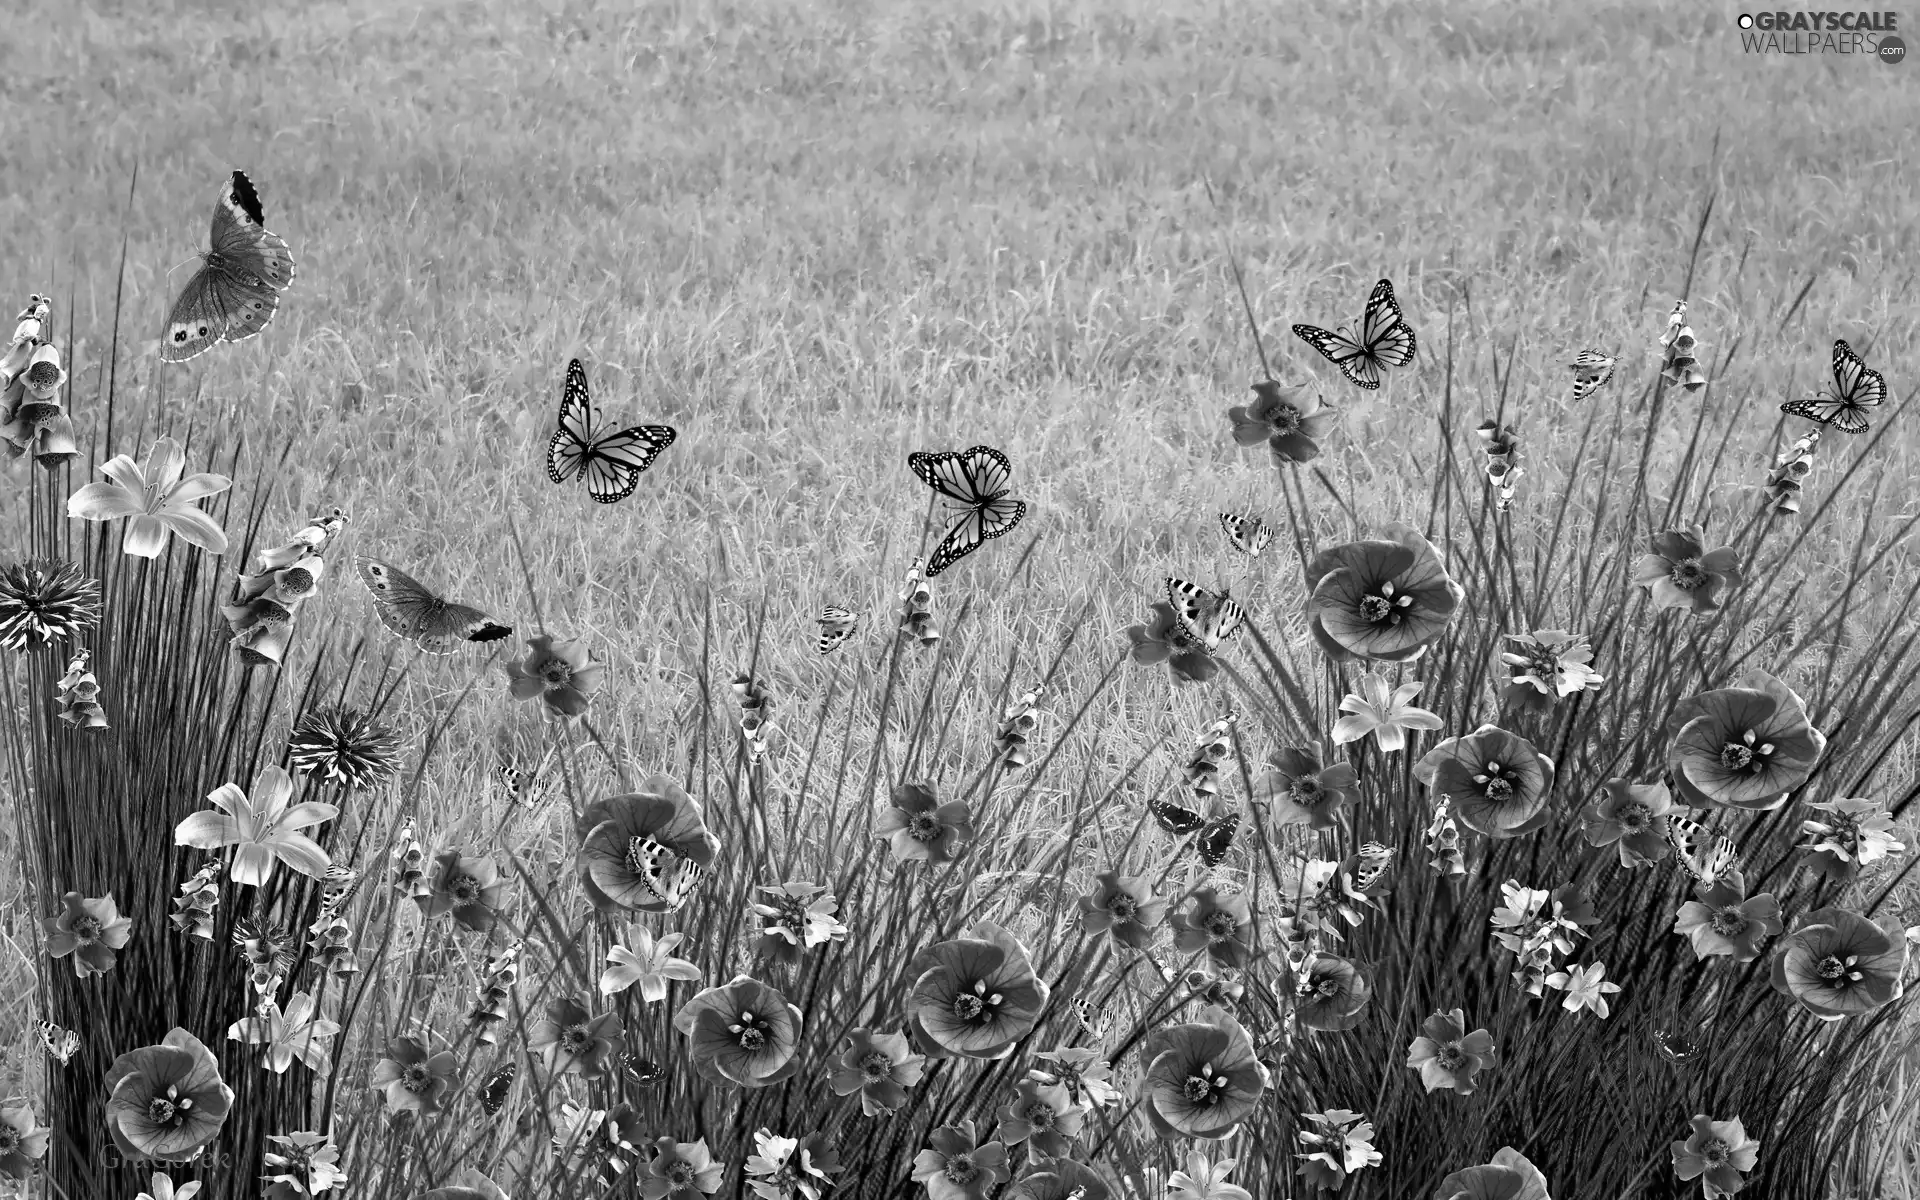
[1227, 380, 1336, 464]
[911, 1121, 1009, 1200]
[1635, 525, 1743, 615]
[417, 850, 507, 933]
[1667, 671, 1825, 811]
[0, 1105, 49, 1180]
[1415, 725, 1555, 839]
[1304, 523, 1465, 662]
[1673, 874, 1781, 963]
[827, 1028, 926, 1116]
[876, 782, 976, 865]
[1125, 601, 1220, 684]
[1770, 906, 1908, 1020]
[1581, 778, 1675, 867]
[67, 436, 233, 558]
[42, 890, 133, 978]
[506, 633, 606, 719]
[1255, 748, 1361, 829]
[104, 1028, 234, 1162]
[1671, 1115, 1759, 1198]
[994, 1080, 1084, 1159]
[1405, 1009, 1497, 1095]
[174, 764, 336, 887]
[528, 998, 626, 1079]
[1077, 872, 1167, 949]
[1171, 889, 1260, 970]
[907, 922, 1049, 1061]
[641, 1138, 726, 1199]
[369, 1034, 461, 1116]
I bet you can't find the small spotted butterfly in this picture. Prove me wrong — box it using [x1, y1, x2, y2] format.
[1219, 511, 1274, 557]
[318, 864, 361, 914]
[1148, 797, 1209, 836]
[816, 605, 858, 655]
[1654, 1028, 1700, 1064]
[618, 1050, 666, 1087]
[476, 1060, 517, 1116]
[627, 835, 705, 913]
[1067, 996, 1113, 1042]
[36, 1019, 78, 1066]
[1568, 349, 1618, 402]
[1349, 842, 1396, 892]
[1666, 813, 1738, 887]
[1166, 578, 1246, 654]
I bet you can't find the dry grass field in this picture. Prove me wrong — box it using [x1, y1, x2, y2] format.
[2, 0, 1919, 1197]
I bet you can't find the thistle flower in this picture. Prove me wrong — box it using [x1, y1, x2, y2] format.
[1254, 747, 1361, 829]
[1671, 1115, 1759, 1198]
[1077, 872, 1167, 950]
[911, 1121, 1009, 1200]
[1797, 797, 1905, 883]
[507, 633, 606, 719]
[261, 1130, 349, 1198]
[1581, 778, 1675, 868]
[227, 992, 340, 1076]
[1124, 601, 1220, 685]
[417, 850, 507, 932]
[42, 890, 133, 977]
[1765, 429, 1820, 515]
[169, 861, 223, 940]
[1293, 1109, 1382, 1192]
[1500, 629, 1603, 715]
[232, 917, 296, 998]
[1227, 379, 1335, 465]
[1634, 524, 1743, 615]
[642, 1137, 726, 1199]
[1673, 873, 1781, 963]
[994, 1081, 1085, 1158]
[369, 1034, 461, 1115]
[752, 882, 849, 967]
[601, 928, 702, 1002]
[1406, 1008, 1497, 1095]
[1304, 523, 1465, 662]
[67, 436, 233, 558]
[56, 647, 108, 729]
[900, 559, 941, 646]
[0, 1104, 49, 1180]
[993, 685, 1044, 769]
[828, 1028, 926, 1116]
[103, 1028, 234, 1162]
[1331, 672, 1443, 751]
[876, 781, 975, 865]
[174, 764, 336, 887]
[1475, 420, 1524, 512]
[287, 705, 402, 791]
[1545, 961, 1622, 1018]
[467, 941, 524, 1042]
[0, 559, 101, 651]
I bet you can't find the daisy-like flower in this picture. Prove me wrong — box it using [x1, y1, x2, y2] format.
[66, 436, 233, 558]
[1305, 523, 1466, 662]
[42, 890, 133, 978]
[1500, 629, 1604, 715]
[1581, 778, 1676, 867]
[1254, 748, 1361, 829]
[1405, 1008, 1497, 1095]
[1331, 673, 1444, 752]
[1124, 601, 1220, 685]
[0, 559, 101, 651]
[1797, 797, 1905, 883]
[600, 928, 703, 1002]
[575, 778, 721, 913]
[1415, 724, 1555, 839]
[1434, 1147, 1551, 1200]
[1028, 1046, 1121, 1109]
[743, 1129, 837, 1200]
[286, 706, 403, 791]
[506, 633, 606, 719]
[1167, 1151, 1252, 1200]
[0, 1104, 49, 1180]
[1077, 871, 1167, 949]
[1635, 524, 1743, 615]
[1137, 1006, 1268, 1141]
[752, 881, 849, 968]
[1227, 379, 1336, 465]
[227, 991, 340, 1076]
[1671, 1115, 1759, 1198]
[994, 1080, 1085, 1158]
[1770, 906, 1909, 1020]
[1294, 1109, 1382, 1192]
[828, 1027, 926, 1115]
[1545, 961, 1622, 1018]
[416, 850, 507, 933]
[104, 1028, 235, 1162]
[641, 1138, 726, 1199]
[136, 1174, 203, 1200]
[368, 1034, 461, 1116]
[876, 781, 976, 865]
[673, 975, 804, 1088]
[1673, 874, 1781, 963]
[1283, 952, 1373, 1031]
[1667, 671, 1826, 812]
[911, 1121, 1009, 1200]
[1171, 889, 1260, 970]
[528, 998, 626, 1079]
[174, 764, 336, 888]
[907, 921, 1050, 1061]
[262, 1129, 349, 1199]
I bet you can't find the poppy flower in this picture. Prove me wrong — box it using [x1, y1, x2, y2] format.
[1077, 872, 1167, 949]
[1168, 1152, 1253, 1200]
[1005, 1158, 1114, 1200]
[827, 1028, 925, 1116]
[744, 1129, 837, 1200]
[1136, 1006, 1269, 1140]
[1434, 1147, 1551, 1200]
[0, 559, 101, 651]
[1304, 523, 1464, 662]
[1405, 1009, 1497, 1095]
[1171, 889, 1260, 970]
[876, 782, 976, 865]
[1283, 952, 1373, 1031]
[103, 1027, 235, 1162]
[993, 1080, 1084, 1158]
[529, 997, 626, 1079]
[1500, 629, 1604, 715]
[1670, 1115, 1759, 1198]
[752, 881, 849, 967]
[1227, 380, 1336, 464]
[1667, 671, 1826, 811]
[174, 764, 337, 887]
[1581, 778, 1675, 868]
[1332, 673, 1444, 751]
[227, 991, 340, 1075]
[1415, 725, 1555, 839]
[600, 928, 703, 1002]
[576, 776, 720, 912]
[0, 1104, 48, 1180]
[1634, 524, 1743, 615]
[416, 850, 507, 933]
[907, 921, 1050, 1061]
[674, 975, 804, 1087]
[42, 890, 133, 977]
[911, 1121, 1010, 1200]
[1293, 1109, 1382, 1192]
[1673, 874, 1781, 963]
[506, 633, 605, 719]
[66, 436, 233, 558]
[369, 1034, 461, 1115]
[1770, 906, 1908, 1020]
[1797, 797, 1905, 883]
[1254, 748, 1361, 830]
[641, 1138, 726, 1199]
[1124, 601, 1220, 684]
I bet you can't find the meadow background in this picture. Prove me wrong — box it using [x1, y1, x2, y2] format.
[1, 0, 1919, 1196]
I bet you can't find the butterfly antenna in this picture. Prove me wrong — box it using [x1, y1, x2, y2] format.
[1202, 176, 1275, 383]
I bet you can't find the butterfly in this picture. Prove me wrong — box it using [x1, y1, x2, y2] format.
[1666, 813, 1738, 886]
[1066, 996, 1113, 1042]
[1568, 350, 1617, 402]
[546, 359, 678, 503]
[36, 1019, 78, 1066]
[476, 1061, 517, 1116]
[1195, 812, 1242, 868]
[160, 171, 298, 363]
[1653, 1028, 1700, 1064]
[317, 864, 361, 914]
[906, 445, 1028, 577]
[628, 834, 706, 912]
[1219, 511, 1273, 557]
[816, 605, 858, 654]
[1149, 797, 1210, 836]
[356, 557, 513, 654]
[1291, 278, 1417, 390]
[1781, 339, 1888, 435]
[618, 1050, 666, 1088]
[1166, 578, 1246, 654]
[1348, 842, 1397, 893]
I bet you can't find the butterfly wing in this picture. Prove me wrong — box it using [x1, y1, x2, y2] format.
[909, 445, 1012, 503]
[547, 359, 596, 485]
[1291, 322, 1379, 389]
[1148, 797, 1208, 835]
[1204, 594, 1247, 648]
[416, 601, 513, 654]
[1358, 278, 1417, 369]
[1569, 350, 1617, 401]
[1219, 512, 1273, 556]
[1195, 812, 1241, 867]
[477, 1061, 518, 1116]
[816, 605, 857, 654]
[161, 172, 295, 363]
[579, 425, 678, 504]
[1823, 339, 1887, 434]
[357, 556, 511, 654]
[924, 495, 1026, 577]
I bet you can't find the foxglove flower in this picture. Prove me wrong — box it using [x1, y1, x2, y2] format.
[67, 436, 233, 558]
[42, 890, 132, 977]
[466, 941, 522, 1043]
[993, 685, 1043, 769]
[1304, 522, 1465, 662]
[56, 647, 109, 729]
[104, 1028, 234, 1162]
[169, 861, 223, 940]
[175, 764, 336, 887]
[1764, 430, 1819, 515]
[900, 560, 941, 647]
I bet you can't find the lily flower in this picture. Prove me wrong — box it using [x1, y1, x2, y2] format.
[66, 436, 233, 558]
[174, 764, 336, 887]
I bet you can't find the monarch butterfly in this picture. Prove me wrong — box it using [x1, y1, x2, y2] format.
[476, 1060, 517, 1116]
[816, 605, 858, 654]
[1568, 350, 1617, 402]
[1666, 813, 1738, 887]
[546, 359, 678, 504]
[1219, 511, 1273, 557]
[1291, 278, 1417, 390]
[1166, 578, 1246, 654]
[628, 835, 706, 913]
[36, 1019, 78, 1066]
[906, 445, 1028, 577]
[1780, 339, 1888, 435]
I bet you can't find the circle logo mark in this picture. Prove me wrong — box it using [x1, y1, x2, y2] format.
[1880, 34, 1907, 64]
[1737, 13, 1755, 29]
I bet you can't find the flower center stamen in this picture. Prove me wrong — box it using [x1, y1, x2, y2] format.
[1669, 558, 1710, 590]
